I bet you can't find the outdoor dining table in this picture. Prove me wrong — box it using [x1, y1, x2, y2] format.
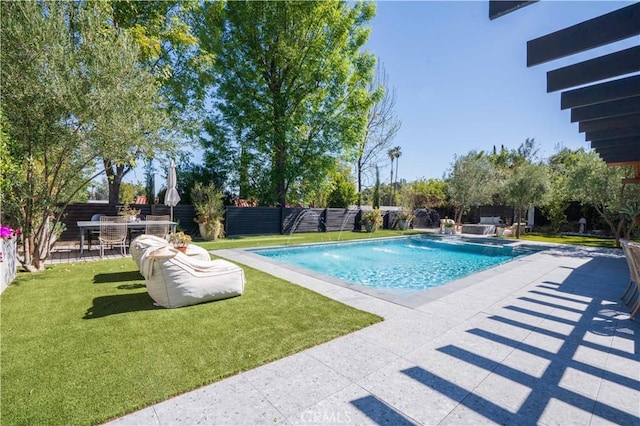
[76, 220, 177, 256]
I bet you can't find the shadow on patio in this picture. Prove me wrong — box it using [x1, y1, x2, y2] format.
[350, 256, 639, 424]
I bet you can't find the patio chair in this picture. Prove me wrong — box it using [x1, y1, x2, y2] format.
[144, 214, 170, 239]
[620, 240, 640, 319]
[87, 213, 103, 251]
[137, 244, 244, 308]
[98, 216, 128, 258]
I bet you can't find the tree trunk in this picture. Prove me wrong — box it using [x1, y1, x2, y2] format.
[108, 178, 122, 205]
[273, 132, 287, 207]
[357, 158, 363, 207]
[455, 206, 464, 225]
[389, 160, 393, 206]
[105, 160, 130, 205]
[239, 145, 250, 199]
[394, 157, 399, 205]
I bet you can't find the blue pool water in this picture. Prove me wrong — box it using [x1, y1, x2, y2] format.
[254, 236, 537, 291]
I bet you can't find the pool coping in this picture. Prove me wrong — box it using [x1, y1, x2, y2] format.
[212, 234, 557, 309]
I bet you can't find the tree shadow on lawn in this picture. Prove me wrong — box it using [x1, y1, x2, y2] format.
[93, 271, 144, 284]
[84, 292, 159, 319]
[86, 269, 160, 318]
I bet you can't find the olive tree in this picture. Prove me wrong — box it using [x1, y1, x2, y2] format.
[446, 152, 499, 224]
[502, 162, 550, 238]
[566, 150, 640, 245]
[1, 1, 168, 270]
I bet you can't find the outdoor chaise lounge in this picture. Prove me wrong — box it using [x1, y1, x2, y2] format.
[620, 239, 640, 319]
[130, 235, 245, 309]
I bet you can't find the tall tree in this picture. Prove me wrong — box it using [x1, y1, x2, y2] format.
[387, 146, 401, 205]
[393, 145, 402, 203]
[354, 61, 401, 206]
[1, 1, 168, 270]
[407, 178, 448, 209]
[373, 165, 381, 209]
[102, 0, 212, 203]
[201, 0, 376, 206]
[387, 148, 395, 205]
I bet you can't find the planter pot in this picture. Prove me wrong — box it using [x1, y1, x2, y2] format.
[398, 219, 409, 230]
[199, 222, 220, 241]
[175, 246, 187, 253]
[363, 223, 377, 233]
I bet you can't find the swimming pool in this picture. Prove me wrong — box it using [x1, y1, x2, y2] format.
[254, 236, 539, 291]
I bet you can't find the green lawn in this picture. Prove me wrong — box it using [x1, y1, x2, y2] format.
[1, 233, 386, 425]
[518, 232, 620, 248]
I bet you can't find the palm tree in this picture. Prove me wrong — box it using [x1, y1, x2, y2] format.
[387, 148, 396, 205]
[387, 146, 401, 205]
[393, 146, 401, 200]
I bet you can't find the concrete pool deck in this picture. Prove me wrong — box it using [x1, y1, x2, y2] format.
[109, 241, 639, 425]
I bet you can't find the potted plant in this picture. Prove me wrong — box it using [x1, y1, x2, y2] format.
[191, 182, 225, 241]
[118, 203, 140, 222]
[444, 220, 455, 234]
[396, 209, 414, 231]
[168, 231, 192, 252]
[361, 208, 383, 233]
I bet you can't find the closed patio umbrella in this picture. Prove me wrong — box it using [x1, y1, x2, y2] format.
[165, 160, 181, 221]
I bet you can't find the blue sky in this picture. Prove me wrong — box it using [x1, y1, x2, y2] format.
[365, 0, 637, 183]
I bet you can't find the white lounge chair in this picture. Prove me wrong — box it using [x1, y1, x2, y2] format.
[138, 245, 245, 308]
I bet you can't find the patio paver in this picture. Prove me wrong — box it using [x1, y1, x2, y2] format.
[100, 241, 639, 425]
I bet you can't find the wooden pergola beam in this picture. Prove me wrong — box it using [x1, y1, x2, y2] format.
[547, 46, 640, 93]
[527, 3, 640, 66]
[489, 1, 537, 20]
[561, 75, 640, 110]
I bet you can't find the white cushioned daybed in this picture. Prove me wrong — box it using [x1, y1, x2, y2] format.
[131, 235, 245, 308]
[461, 216, 502, 235]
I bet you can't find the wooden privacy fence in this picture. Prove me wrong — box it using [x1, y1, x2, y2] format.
[57, 204, 446, 241]
[58, 203, 197, 242]
[225, 207, 364, 236]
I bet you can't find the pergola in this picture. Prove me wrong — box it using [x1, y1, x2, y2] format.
[489, 1, 640, 183]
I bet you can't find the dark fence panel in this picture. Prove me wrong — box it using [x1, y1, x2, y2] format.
[59, 203, 151, 241]
[282, 208, 326, 234]
[413, 209, 441, 229]
[386, 211, 399, 230]
[325, 208, 360, 232]
[149, 204, 197, 235]
[225, 206, 281, 236]
[59, 204, 117, 241]
[469, 206, 514, 224]
[58, 203, 197, 241]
